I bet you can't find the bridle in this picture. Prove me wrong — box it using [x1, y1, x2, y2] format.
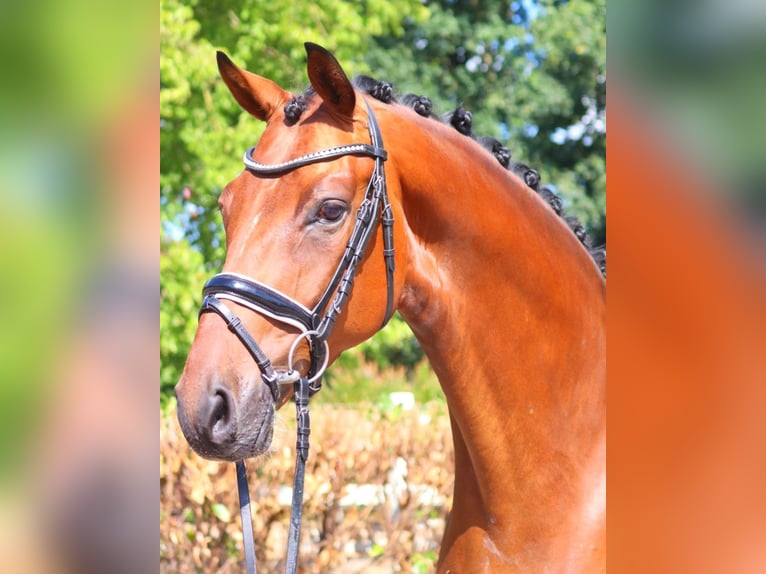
[198, 100, 394, 573]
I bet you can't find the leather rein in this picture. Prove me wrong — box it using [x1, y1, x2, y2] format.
[198, 100, 394, 573]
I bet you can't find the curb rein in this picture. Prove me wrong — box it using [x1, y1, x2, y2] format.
[198, 101, 394, 573]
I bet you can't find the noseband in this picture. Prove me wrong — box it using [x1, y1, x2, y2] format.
[197, 100, 394, 573]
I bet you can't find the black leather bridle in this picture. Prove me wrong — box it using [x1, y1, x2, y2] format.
[198, 100, 394, 573]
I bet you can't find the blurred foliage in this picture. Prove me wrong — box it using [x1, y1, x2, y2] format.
[160, 0, 427, 266]
[0, 0, 154, 481]
[360, 314, 425, 372]
[0, 210, 79, 482]
[609, 0, 766, 214]
[160, 0, 606, 402]
[0, 0, 151, 129]
[366, 0, 606, 242]
[318, 358, 442, 406]
[161, 399, 453, 571]
[160, 239, 208, 401]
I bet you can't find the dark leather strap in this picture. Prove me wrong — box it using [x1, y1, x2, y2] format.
[204, 273, 315, 333]
[367, 102, 396, 326]
[284, 377, 310, 574]
[236, 460, 257, 574]
[236, 378, 311, 574]
[244, 143, 387, 175]
[199, 295, 280, 401]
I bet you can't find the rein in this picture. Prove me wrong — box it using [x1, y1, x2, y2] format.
[198, 100, 393, 573]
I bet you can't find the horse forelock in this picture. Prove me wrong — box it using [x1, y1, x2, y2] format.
[279, 75, 606, 278]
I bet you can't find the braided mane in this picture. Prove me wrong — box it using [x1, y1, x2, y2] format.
[283, 77, 606, 278]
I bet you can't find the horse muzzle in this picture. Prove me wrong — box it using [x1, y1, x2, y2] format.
[175, 371, 277, 461]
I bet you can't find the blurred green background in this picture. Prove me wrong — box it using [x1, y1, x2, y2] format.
[160, 0, 607, 405]
[608, 0, 766, 214]
[0, 0, 155, 482]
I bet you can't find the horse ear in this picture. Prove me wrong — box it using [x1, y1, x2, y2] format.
[304, 42, 356, 118]
[216, 51, 290, 121]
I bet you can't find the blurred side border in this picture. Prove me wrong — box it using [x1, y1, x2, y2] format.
[0, 0, 158, 572]
[608, 0, 766, 570]
[0, 0, 764, 571]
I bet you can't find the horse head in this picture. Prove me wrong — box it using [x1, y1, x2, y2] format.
[175, 44, 406, 461]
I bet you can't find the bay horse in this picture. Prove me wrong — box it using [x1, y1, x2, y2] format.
[175, 43, 606, 572]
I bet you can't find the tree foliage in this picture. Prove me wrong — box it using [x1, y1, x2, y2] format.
[160, 239, 207, 401]
[366, 0, 606, 241]
[161, 0, 427, 266]
[160, 0, 606, 399]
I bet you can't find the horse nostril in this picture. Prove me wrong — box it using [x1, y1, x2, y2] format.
[211, 392, 227, 425]
[207, 388, 235, 445]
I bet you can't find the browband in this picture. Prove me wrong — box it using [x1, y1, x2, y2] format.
[244, 143, 387, 175]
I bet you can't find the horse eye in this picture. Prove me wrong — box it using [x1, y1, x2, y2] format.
[315, 200, 347, 224]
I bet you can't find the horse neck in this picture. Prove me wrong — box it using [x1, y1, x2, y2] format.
[385, 108, 606, 556]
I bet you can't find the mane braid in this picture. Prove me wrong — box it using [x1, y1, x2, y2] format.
[282, 86, 315, 125]
[353, 76, 395, 103]
[476, 136, 512, 168]
[540, 186, 563, 216]
[442, 105, 474, 137]
[400, 94, 436, 118]
[510, 162, 540, 191]
[302, 73, 607, 278]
